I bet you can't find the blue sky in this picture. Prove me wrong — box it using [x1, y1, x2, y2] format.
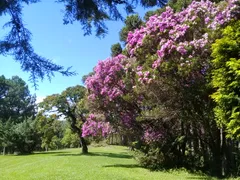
[0, 1, 156, 103]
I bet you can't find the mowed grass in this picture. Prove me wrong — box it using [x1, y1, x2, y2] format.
[0, 146, 228, 180]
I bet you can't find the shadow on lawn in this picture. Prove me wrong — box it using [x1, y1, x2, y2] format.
[103, 164, 141, 168]
[30, 151, 71, 155]
[15, 151, 71, 156]
[56, 152, 133, 159]
[186, 177, 216, 180]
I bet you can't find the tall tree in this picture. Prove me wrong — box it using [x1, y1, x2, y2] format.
[11, 117, 40, 154]
[39, 85, 89, 153]
[0, 75, 36, 123]
[111, 43, 122, 57]
[119, 14, 144, 44]
[0, 120, 14, 155]
[211, 20, 240, 139]
[35, 113, 63, 151]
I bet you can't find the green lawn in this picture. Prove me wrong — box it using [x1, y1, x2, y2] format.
[0, 146, 230, 180]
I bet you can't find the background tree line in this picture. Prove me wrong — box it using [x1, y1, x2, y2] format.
[0, 75, 90, 154]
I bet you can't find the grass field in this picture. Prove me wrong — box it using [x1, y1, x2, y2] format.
[0, 146, 232, 180]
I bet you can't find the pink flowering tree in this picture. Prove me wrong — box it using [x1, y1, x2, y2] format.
[82, 114, 111, 138]
[126, 0, 239, 139]
[84, 55, 142, 143]
[127, 0, 238, 81]
[83, 0, 240, 175]
[124, 0, 239, 175]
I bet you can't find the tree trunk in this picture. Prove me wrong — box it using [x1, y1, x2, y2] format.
[111, 133, 113, 144]
[3, 146, 5, 156]
[220, 128, 226, 177]
[80, 137, 88, 154]
[211, 129, 222, 177]
[68, 111, 88, 154]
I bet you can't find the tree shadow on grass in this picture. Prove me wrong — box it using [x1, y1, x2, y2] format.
[14, 151, 71, 156]
[56, 152, 133, 159]
[33, 151, 71, 155]
[158, 168, 218, 180]
[186, 177, 216, 180]
[103, 164, 141, 168]
[15, 151, 70, 156]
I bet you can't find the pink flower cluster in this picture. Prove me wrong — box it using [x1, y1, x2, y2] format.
[82, 114, 111, 137]
[120, 112, 136, 128]
[143, 127, 163, 144]
[85, 54, 126, 103]
[136, 70, 153, 84]
[127, 0, 238, 69]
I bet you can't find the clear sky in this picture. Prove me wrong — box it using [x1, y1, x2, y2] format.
[0, 1, 156, 103]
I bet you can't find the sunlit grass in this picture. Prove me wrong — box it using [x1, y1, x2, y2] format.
[0, 146, 234, 180]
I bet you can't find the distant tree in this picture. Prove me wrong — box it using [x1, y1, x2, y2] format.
[0, 75, 9, 100]
[0, 120, 14, 155]
[11, 117, 40, 154]
[36, 113, 64, 151]
[0, 75, 36, 123]
[111, 43, 122, 57]
[82, 72, 94, 84]
[61, 128, 79, 148]
[119, 14, 144, 44]
[167, 0, 193, 11]
[39, 85, 89, 153]
[0, 121, 3, 154]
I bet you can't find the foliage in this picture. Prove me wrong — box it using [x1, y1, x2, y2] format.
[0, 75, 36, 123]
[86, 54, 126, 104]
[82, 114, 111, 137]
[11, 117, 40, 154]
[0, 117, 40, 154]
[85, 54, 142, 146]
[35, 113, 64, 151]
[85, 55, 140, 128]
[166, 0, 193, 12]
[211, 20, 240, 139]
[0, 75, 40, 154]
[111, 43, 122, 57]
[58, 0, 167, 36]
[144, 0, 193, 21]
[0, 1, 75, 87]
[127, 0, 239, 176]
[143, 0, 228, 21]
[82, 71, 94, 84]
[136, 148, 166, 170]
[39, 85, 89, 153]
[119, 14, 144, 44]
[61, 128, 79, 148]
[0, 120, 14, 154]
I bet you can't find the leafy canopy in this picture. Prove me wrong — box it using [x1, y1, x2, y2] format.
[0, 75, 36, 123]
[211, 20, 240, 139]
